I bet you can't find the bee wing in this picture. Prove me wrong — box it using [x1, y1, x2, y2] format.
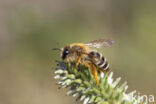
[85, 38, 114, 48]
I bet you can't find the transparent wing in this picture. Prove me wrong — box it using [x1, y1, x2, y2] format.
[85, 38, 114, 48]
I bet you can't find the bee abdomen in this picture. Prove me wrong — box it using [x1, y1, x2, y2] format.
[101, 61, 109, 71]
[89, 51, 102, 59]
[89, 51, 109, 71]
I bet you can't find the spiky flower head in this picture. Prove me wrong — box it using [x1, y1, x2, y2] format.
[54, 61, 142, 104]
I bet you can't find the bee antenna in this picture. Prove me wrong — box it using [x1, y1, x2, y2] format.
[52, 48, 61, 51]
[52, 40, 60, 46]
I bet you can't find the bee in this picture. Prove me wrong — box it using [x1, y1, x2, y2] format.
[53, 38, 114, 84]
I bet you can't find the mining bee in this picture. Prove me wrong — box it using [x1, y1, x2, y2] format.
[53, 38, 114, 84]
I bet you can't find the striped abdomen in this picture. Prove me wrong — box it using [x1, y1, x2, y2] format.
[89, 51, 109, 72]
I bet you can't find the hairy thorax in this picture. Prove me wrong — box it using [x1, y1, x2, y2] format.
[65, 43, 89, 63]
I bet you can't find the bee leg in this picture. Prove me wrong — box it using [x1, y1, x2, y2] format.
[75, 56, 81, 68]
[91, 64, 99, 85]
[84, 62, 90, 68]
[101, 69, 110, 73]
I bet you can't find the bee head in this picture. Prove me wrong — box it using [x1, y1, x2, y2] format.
[61, 46, 70, 60]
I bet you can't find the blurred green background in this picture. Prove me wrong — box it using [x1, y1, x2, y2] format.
[0, 0, 156, 104]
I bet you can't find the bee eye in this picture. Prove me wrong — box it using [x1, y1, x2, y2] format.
[62, 49, 69, 60]
[65, 50, 69, 53]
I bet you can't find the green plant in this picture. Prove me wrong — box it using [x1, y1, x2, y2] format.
[54, 61, 142, 104]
